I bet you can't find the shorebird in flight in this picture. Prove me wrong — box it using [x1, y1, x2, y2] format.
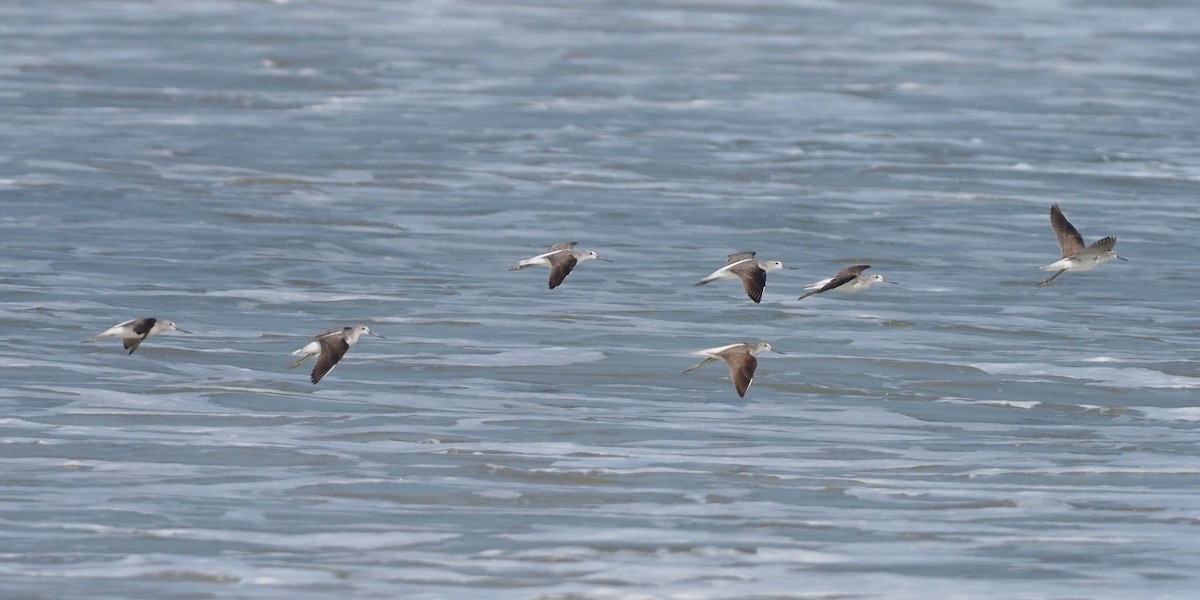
[798, 265, 893, 300]
[695, 252, 788, 303]
[1037, 203, 1126, 288]
[84, 317, 191, 354]
[682, 341, 783, 397]
[510, 242, 611, 289]
[289, 324, 384, 384]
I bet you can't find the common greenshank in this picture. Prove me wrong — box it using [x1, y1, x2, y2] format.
[682, 341, 783, 397]
[509, 242, 611, 289]
[798, 265, 893, 300]
[1037, 204, 1126, 288]
[695, 252, 788, 303]
[289, 324, 384, 384]
[84, 317, 192, 355]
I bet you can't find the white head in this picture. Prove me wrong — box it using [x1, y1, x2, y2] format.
[348, 324, 385, 343]
[749, 341, 784, 356]
[579, 250, 611, 263]
[1100, 249, 1127, 264]
[863, 273, 897, 287]
[158, 320, 192, 334]
[763, 260, 786, 272]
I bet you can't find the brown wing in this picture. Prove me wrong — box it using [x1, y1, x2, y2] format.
[547, 253, 578, 289]
[123, 318, 156, 354]
[730, 262, 767, 303]
[834, 265, 871, 279]
[1086, 236, 1117, 253]
[725, 251, 756, 265]
[123, 336, 146, 355]
[547, 242, 578, 252]
[313, 327, 344, 340]
[311, 336, 350, 384]
[131, 318, 156, 335]
[724, 353, 758, 398]
[1050, 204, 1086, 258]
[819, 265, 870, 293]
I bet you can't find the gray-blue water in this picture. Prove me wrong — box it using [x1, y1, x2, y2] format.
[2, 1, 1199, 598]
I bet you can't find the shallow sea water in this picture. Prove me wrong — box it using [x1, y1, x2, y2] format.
[2, 1, 1199, 598]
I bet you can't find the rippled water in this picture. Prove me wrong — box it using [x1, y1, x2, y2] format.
[2, 1, 1199, 598]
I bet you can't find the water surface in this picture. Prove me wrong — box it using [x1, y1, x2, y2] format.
[2, 1, 1199, 598]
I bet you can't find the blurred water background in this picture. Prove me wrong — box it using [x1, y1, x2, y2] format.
[2, 1, 1199, 598]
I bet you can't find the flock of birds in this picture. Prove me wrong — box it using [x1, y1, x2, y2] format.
[83, 204, 1124, 395]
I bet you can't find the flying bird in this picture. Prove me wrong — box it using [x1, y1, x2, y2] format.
[289, 324, 384, 384]
[510, 242, 611, 289]
[798, 265, 894, 300]
[695, 252, 788, 303]
[84, 317, 192, 354]
[1036, 204, 1126, 288]
[682, 341, 783, 397]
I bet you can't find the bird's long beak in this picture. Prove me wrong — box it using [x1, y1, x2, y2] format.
[369, 331, 387, 339]
[597, 257, 613, 262]
[176, 328, 194, 334]
[1116, 255, 1129, 261]
[771, 349, 786, 355]
[886, 280, 899, 284]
